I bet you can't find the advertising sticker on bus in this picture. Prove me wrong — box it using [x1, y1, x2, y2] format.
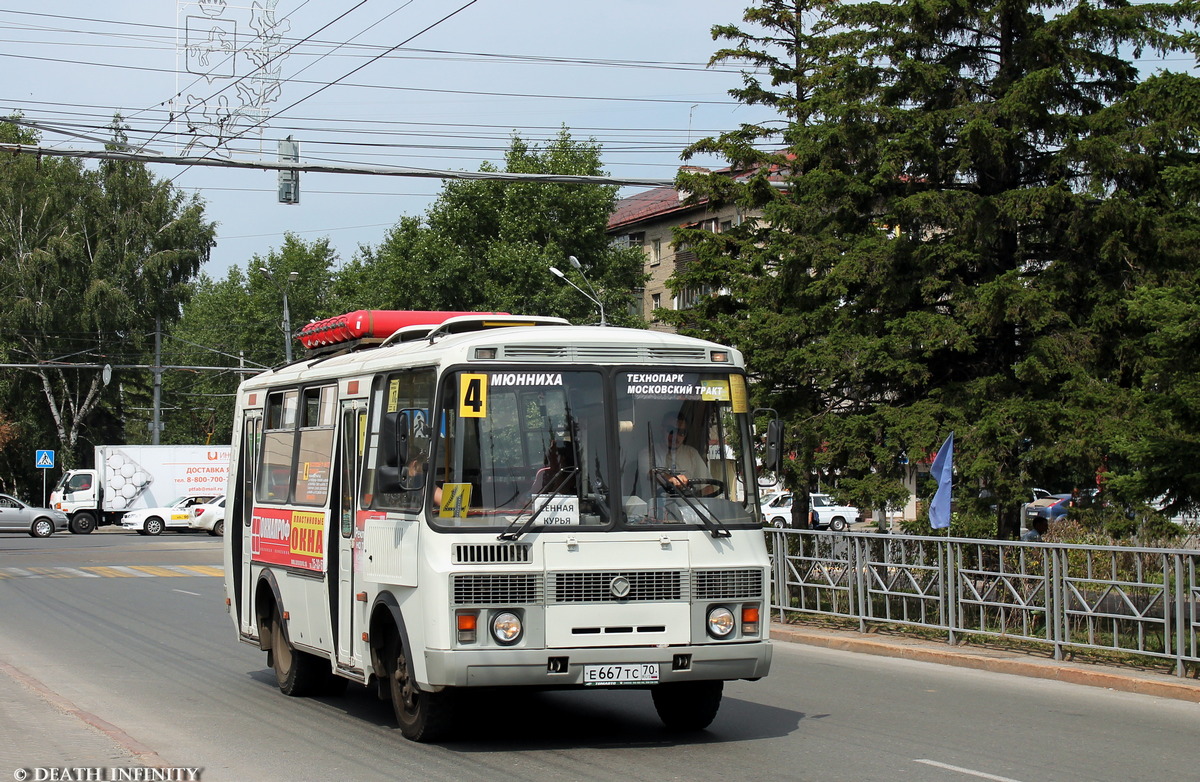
[251, 507, 327, 572]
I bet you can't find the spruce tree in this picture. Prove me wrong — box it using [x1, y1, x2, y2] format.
[671, 0, 1200, 534]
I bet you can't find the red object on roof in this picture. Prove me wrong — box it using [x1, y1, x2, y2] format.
[296, 310, 507, 349]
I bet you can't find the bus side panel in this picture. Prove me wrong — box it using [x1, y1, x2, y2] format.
[364, 516, 420, 587]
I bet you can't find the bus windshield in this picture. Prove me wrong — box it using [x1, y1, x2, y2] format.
[616, 370, 756, 530]
[430, 370, 609, 530]
[427, 367, 757, 532]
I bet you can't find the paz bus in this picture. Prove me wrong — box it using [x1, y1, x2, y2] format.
[223, 310, 776, 741]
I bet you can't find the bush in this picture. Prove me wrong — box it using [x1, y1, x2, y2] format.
[900, 510, 996, 539]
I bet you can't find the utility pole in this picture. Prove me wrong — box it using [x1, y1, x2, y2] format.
[152, 318, 163, 444]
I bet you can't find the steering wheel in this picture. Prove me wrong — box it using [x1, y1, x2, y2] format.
[684, 478, 725, 497]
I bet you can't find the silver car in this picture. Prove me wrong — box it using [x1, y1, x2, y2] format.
[0, 493, 70, 537]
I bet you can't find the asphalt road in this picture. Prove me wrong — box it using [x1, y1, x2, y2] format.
[0, 529, 1197, 782]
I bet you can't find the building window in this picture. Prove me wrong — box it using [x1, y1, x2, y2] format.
[675, 285, 714, 310]
[628, 231, 645, 247]
[650, 238, 661, 266]
[651, 293, 662, 310]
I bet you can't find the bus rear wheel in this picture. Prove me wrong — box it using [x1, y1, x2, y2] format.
[651, 680, 723, 731]
[387, 636, 454, 742]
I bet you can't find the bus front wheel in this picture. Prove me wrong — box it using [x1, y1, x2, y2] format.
[387, 636, 455, 742]
[651, 680, 723, 731]
[271, 612, 324, 696]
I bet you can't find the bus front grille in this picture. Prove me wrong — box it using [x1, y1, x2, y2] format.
[453, 543, 532, 565]
[550, 570, 686, 603]
[452, 573, 543, 605]
[692, 568, 764, 600]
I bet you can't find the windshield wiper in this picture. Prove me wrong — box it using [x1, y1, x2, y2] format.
[650, 468, 731, 539]
[498, 467, 579, 541]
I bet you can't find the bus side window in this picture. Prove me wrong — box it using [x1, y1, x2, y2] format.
[257, 390, 298, 504]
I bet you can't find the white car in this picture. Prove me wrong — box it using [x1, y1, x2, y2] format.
[120, 495, 217, 536]
[189, 495, 227, 536]
[761, 492, 862, 531]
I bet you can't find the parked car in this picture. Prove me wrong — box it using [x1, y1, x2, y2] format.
[1026, 493, 1072, 523]
[0, 493, 69, 537]
[120, 495, 217, 536]
[189, 495, 226, 536]
[811, 493, 862, 531]
[761, 492, 862, 531]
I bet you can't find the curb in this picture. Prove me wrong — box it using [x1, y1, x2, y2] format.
[771, 623, 1200, 703]
[0, 658, 172, 768]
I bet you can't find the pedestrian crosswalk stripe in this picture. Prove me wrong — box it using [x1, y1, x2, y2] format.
[0, 565, 222, 579]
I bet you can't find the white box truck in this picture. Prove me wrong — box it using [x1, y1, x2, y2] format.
[49, 445, 231, 533]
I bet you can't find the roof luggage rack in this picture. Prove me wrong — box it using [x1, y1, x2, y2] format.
[297, 310, 568, 357]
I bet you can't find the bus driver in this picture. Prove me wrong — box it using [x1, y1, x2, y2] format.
[637, 412, 716, 497]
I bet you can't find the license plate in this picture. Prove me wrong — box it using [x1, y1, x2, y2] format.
[582, 663, 659, 685]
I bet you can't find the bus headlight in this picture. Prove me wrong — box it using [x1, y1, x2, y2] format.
[490, 611, 523, 645]
[707, 606, 735, 638]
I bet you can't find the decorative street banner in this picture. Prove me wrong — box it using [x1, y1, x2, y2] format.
[174, 0, 291, 156]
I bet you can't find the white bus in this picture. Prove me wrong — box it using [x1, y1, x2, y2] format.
[223, 310, 775, 741]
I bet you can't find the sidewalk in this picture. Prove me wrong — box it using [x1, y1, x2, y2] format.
[0, 658, 169, 772]
[771, 622, 1200, 702]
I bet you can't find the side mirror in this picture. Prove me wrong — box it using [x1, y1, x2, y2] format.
[764, 419, 785, 473]
[377, 411, 410, 493]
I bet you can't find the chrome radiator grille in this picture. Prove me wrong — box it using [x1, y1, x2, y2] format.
[550, 570, 687, 603]
[451, 573, 543, 605]
[692, 568, 764, 600]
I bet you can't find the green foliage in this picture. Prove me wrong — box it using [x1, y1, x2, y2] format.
[331, 129, 646, 324]
[900, 511, 996, 540]
[0, 117, 215, 489]
[669, 0, 1200, 535]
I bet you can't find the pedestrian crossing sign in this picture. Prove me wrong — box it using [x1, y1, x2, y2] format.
[36, 450, 55, 469]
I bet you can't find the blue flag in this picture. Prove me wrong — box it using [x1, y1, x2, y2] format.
[928, 431, 954, 530]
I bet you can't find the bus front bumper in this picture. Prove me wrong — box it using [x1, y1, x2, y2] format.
[422, 640, 772, 689]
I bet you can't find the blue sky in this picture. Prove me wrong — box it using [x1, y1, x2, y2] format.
[2, 1, 769, 277]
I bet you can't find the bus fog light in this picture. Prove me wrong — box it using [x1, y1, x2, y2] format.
[490, 611, 523, 645]
[707, 606, 735, 638]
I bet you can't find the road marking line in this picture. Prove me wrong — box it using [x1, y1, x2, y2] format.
[109, 566, 155, 577]
[175, 565, 223, 576]
[172, 589, 201, 596]
[81, 566, 140, 577]
[52, 567, 100, 578]
[128, 565, 189, 577]
[914, 759, 1026, 782]
[24, 566, 74, 578]
[0, 565, 221, 579]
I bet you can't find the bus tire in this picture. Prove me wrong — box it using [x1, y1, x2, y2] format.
[387, 635, 454, 742]
[651, 680, 723, 731]
[271, 612, 324, 697]
[70, 512, 97, 535]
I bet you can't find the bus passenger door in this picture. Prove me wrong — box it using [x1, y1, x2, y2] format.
[336, 406, 364, 669]
[239, 416, 261, 637]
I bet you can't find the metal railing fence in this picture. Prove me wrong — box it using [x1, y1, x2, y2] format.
[767, 529, 1200, 676]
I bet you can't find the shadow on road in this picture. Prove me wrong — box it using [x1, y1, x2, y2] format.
[247, 667, 804, 749]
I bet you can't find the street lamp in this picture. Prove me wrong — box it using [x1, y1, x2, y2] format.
[261, 267, 299, 363]
[550, 255, 606, 326]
